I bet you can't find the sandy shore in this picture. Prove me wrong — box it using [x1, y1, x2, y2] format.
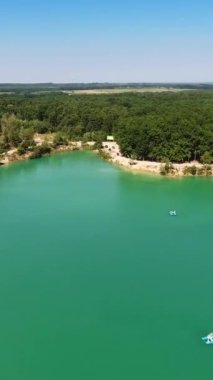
[0, 135, 212, 177]
[101, 142, 213, 177]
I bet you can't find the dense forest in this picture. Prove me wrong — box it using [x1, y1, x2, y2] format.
[0, 91, 213, 163]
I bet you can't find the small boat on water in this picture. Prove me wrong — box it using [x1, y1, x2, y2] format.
[202, 333, 213, 344]
[169, 210, 176, 216]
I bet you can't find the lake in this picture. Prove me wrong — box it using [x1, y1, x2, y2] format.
[0, 151, 212, 379]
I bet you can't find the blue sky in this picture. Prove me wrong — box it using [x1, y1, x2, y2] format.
[0, 0, 212, 82]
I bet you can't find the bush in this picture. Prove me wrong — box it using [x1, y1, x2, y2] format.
[30, 143, 51, 159]
[183, 165, 197, 175]
[17, 145, 27, 155]
[190, 165, 197, 175]
[200, 151, 213, 165]
[160, 161, 174, 175]
[196, 165, 212, 176]
[53, 132, 69, 147]
[93, 140, 103, 150]
[160, 165, 167, 175]
[197, 167, 205, 176]
[0, 141, 8, 154]
[98, 150, 110, 160]
[204, 165, 212, 176]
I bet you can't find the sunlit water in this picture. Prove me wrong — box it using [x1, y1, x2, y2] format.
[0, 151, 212, 380]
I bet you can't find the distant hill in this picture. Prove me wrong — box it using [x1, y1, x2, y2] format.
[0, 82, 213, 94]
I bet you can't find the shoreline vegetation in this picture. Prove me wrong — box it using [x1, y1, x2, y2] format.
[0, 91, 212, 176]
[0, 134, 212, 177]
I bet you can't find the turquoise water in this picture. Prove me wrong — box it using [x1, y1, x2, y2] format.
[0, 151, 212, 380]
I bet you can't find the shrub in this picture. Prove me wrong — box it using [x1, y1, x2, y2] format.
[160, 165, 167, 175]
[53, 132, 68, 147]
[197, 167, 205, 176]
[30, 143, 51, 159]
[204, 165, 212, 176]
[200, 151, 213, 165]
[183, 165, 197, 175]
[190, 165, 197, 175]
[0, 143, 8, 154]
[160, 161, 174, 175]
[93, 140, 103, 150]
[98, 150, 110, 160]
[17, 145, 27, 155]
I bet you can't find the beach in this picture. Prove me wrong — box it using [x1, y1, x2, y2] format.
[101, 142, 212, 177]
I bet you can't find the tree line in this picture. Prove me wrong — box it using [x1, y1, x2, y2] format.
[0, 91, 212, 163]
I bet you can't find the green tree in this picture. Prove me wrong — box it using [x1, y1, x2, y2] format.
[200, 151, 213, 164]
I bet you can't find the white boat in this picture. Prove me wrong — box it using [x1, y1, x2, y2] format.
[169, 210, 176, 216]
[202, 333, 213, 344]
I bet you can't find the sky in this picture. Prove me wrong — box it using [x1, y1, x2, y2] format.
[0, 0, 212, 83]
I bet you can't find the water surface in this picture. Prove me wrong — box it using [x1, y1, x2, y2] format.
[0, 152, 212, 380]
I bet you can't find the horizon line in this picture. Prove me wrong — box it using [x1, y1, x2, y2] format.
[0, 81, 213, 85]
